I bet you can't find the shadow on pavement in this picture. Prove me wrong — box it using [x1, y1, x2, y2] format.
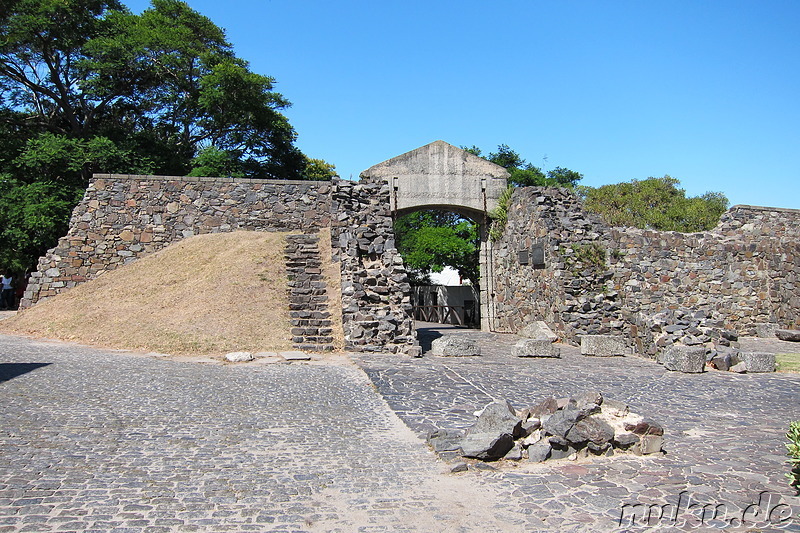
[0, 362, 51, 383]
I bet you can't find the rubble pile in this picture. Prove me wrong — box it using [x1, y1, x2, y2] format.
[427, 392, 664, 467]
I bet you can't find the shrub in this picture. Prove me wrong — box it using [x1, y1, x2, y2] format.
[787, 420, 800, 493]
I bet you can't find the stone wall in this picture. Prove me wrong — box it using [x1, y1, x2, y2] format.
[493, 189, 800, 353]
[22, 174, 331, 308]
[492, 187, 624, 340]
[284, 234, 335, 352]
[331, 177, 418, 355]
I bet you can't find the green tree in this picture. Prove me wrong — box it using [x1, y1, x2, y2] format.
[0, 0, 327, 272]
[394, 211, 479, 287]
[464, 144, 583, 188]
[303, 157, 338, 181]
[580, 176, 729, 232]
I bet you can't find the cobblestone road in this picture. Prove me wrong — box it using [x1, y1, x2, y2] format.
[355, 324, 800, 531]
[0, 334, 518, 532]
[2, 326, 800, 532]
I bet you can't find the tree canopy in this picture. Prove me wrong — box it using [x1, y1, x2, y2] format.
[394, 210, 479, 287]
[580, 176, 729, 232]
[464, 144, 583, 188]
[0, 0, 334, 272]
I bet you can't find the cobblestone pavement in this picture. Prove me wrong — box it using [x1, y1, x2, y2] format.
[0, 334, 520, 532]
[355, 324, 800, 531]
[3, 327, 800, 532]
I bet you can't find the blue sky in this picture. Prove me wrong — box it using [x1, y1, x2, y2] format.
[124, 0, 800, 209]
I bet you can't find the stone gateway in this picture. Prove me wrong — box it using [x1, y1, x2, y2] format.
[21, 141, 800, 355]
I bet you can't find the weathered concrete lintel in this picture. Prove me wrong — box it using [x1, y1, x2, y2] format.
[361, 140, 509, 216]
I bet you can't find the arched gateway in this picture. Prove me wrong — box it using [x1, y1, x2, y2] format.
[361, 141, 509, 330]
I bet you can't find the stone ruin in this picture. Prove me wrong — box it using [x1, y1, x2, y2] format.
[17, 141, 800, 357]
[427, 391, 664, 470]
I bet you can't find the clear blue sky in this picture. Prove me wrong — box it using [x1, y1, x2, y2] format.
[124, 0, 800, 209]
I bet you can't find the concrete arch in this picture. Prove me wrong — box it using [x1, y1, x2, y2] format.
[362, 141, 509, 331]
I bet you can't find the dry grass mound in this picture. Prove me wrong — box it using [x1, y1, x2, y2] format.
[0, 231, 319, 356]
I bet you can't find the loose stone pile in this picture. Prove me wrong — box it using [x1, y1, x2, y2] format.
[427, 392, 664, 466]
[643, 308, 779, 373]
[645, 307, 739, 357]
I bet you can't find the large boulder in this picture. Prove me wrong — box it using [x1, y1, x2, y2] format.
[459, 433, 515, 460]
[467, 400, 523, 438]
[580, 335, 627, 356]
[430, 335, 481, 356]
[740, 352, 776, 373]
[658, 345, 706, 373]
[518, 321, 558, 342]
[775, 329, 800, 342]
[513, 339, 560, 358]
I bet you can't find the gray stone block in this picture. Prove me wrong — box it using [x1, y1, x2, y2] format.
[658, 345, 706, 373]
[517, 321, 558, 341]
[741, 352, 776, 373]
[756, 323, 779, 338]
[513, 339, 560, 358]
[775, 329, 800, 342]
[580, 335, 627, 356]
[526, 443, 552, 462]
[430, 335, 481, 356]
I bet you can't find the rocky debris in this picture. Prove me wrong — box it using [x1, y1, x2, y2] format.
[643, 308, 739, 358]
[517, 321, 558, 342]
[427, 392, 664, 465]
[430, 335, 481, 357]
[513, 338, 560, 358]
[580, 335, 627, 356]
[775, 329, 800, 342]
[658, 345, 706, 373]
[225, 351, 254, 363]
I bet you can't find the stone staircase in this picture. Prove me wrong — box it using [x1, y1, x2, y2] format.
[284, 234, 335, 352]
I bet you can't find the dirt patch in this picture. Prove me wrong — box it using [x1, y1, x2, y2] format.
[0, 231, 345, 357]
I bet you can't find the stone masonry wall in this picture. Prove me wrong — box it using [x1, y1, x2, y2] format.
[22, 174, 331, 308]
[493, 189, 800, 353]
[492, 187, 624, 340]
[284, 234, 335, 352]
[331, 177, 419, 355]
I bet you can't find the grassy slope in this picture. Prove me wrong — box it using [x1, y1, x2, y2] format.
[1, 230, 342, 356]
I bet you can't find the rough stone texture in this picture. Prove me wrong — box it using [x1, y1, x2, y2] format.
[467, 400, 522, 438]
[330, 177, 418, 355]
[513, 338, 560, 358]
[775, 329, 800, 342]
[224, 351, 254, 362]
[658, 345, 706, 373]
[284, 234, 335, 352]
[517, 320, 558, 341]
[740, 351, 777, 373]
[430, 335, 481, 357]
[356, 329, 800, 531]
[22, 175, 331, 308]
[757, 323, 780, 338]
[492, 187, 800, 349]
[0, 335, 530, 532]
[580, 335, 627, 356]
